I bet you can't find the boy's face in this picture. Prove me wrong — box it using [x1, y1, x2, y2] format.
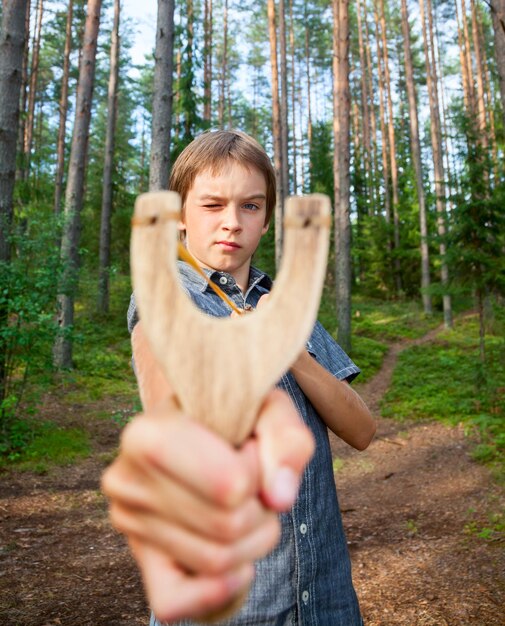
[180, 161, 269, 289]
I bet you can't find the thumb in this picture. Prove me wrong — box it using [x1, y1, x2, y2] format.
[254, 389, 315, 512]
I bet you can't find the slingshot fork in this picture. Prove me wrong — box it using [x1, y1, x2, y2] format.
[130, 191, 331, 619]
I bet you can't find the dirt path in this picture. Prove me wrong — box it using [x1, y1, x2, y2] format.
[330, 327, 505, 626]
[1, 326, 504, 625]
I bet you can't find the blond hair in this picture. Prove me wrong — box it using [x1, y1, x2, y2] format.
[169, 130, 276, 224]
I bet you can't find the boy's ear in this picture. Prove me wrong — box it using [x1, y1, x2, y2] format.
[261, 222, 269, 236]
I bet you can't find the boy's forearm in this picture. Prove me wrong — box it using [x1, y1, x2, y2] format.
[290, 350, 376, 450]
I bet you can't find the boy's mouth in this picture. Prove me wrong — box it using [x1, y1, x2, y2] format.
[216, 241, 241, 249]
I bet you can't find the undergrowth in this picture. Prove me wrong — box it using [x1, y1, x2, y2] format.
[381, 306, 505, 479]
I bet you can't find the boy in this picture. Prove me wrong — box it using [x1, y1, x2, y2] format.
[102, 130, 376, 626]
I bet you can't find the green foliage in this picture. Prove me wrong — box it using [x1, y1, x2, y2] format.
[352, 297, 442, 341]
[0, 421, 90, 472]
[0, 208, 61, 454]
[382, 306, 505, 473]
[309, 121, 334, 198]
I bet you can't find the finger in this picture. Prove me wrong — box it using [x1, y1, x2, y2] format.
[110, 501, 280, 576]
[115, 410, 254, 508]
[131, 539, 255, 623]
[255, 388, 315, 511]
[102, 456, 269, 542]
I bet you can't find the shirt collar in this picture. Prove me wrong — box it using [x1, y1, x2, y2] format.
[177, 261, 272, 293]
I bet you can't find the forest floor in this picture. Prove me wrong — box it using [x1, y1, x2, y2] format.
[0, 323, 504, 626]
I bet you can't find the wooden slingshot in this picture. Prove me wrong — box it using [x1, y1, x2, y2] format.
[130, 191, 331, 620]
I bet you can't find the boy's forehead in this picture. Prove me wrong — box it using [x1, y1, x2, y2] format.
[191, 161, 267, 190]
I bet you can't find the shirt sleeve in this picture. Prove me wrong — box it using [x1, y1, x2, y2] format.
[306, 321, 361, 383]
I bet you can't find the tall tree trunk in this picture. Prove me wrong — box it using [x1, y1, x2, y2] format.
[461, 0, 476, 114]
[477, 12, 499, 181]
[455, 0, 472, 114]
[0, 0, 30, 402]
[203, 0, 212, 124]
[400, 0, 432, 314]
[185, 0, 194, 140]
[470, 0, 489, 160]
[149, 0, 175, 190]
[23, 0, 43, 177]
[279, 0, 289, 199]
[218, 0, 227, 128]
[424, 0, 452, 326]
[490, 0, 505, 130]
[304, 18, 312, 188]
[54, 0, 74, 214]
[379, 0, 401, 293]
[289, 0, 297, 191]
[363, 0, 379, 213]
[333, 0, 352, 353]
[372, 1, 392, 250]
[53, 0, 102, 369]
[356, 0, 371, 212]
[16, 0, 30, 183]
[174, 48, 181, 141]
[98, 0, 120, 314]
[267, 0, 284, 268]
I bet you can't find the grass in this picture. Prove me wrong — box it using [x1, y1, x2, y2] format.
[381, 308, 505, 478]
[0, 421, 90, 474]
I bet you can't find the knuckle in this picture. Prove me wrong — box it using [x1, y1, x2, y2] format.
[200, 543, 234, 574]
[211, 506, 249, 541]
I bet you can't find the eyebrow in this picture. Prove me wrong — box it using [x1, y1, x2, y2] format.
[199, 193, 267, 201]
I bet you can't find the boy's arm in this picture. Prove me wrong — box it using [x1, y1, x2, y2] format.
[290, 350, 376, 450]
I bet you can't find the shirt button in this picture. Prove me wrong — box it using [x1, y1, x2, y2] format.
[219, 276, 228, 285]
[302, 590, 310, 603]
[299, 523, 307, 535]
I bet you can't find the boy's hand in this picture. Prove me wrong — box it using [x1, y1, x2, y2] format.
[101, 322, 314, 622]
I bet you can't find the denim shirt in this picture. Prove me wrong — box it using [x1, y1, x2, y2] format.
[128, 262, 363, 626]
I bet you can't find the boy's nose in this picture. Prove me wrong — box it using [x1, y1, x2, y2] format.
[222, 205, 242, 231]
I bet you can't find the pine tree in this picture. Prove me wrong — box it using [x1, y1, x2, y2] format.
[54, 0, 103, 369]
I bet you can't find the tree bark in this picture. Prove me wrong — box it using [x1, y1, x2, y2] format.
[53, 0, 102, 369]
[304, 18, 312, 188]
[54, 0, 74, 214]
[218, 0, 227, 128]
[400, 0, 432, 314]
[477, 13, 499, 181]
[0, 0, 30, 401]
[23, 0, 43, 176]
[98, 0, 120, 314]
[490, 0, 505, 130]
[279, 0, 289, 198]
[289, 0, 297, 191]
[356, 0, 371, 211]
[333, 0, 352, 354]
[470, 0, 489, 157]
[423, 0, 452, 325]
[16, 0, 30, 183]
[203, 0, 212, 123]
[149, 0, 175, 190]
[461, 0, 476, 113]
[379, 0, 401, 293]
[372, 1, 392, 241]
[267, 0, 284, 268]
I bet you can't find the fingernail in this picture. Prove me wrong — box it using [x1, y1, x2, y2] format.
[271, 467, 299, 508]
[227, 564, 255, 594]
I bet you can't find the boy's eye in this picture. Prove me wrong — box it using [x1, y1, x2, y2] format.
[243, 203, 260, 211]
